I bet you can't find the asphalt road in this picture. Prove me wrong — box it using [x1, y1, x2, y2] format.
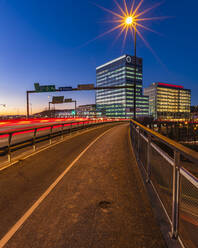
[0, 123, 166, 248]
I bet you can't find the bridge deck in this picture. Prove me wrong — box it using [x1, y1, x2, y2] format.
[0, 123, 166, 248]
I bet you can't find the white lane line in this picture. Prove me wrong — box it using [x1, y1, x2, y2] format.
[0, 126, 115, 248]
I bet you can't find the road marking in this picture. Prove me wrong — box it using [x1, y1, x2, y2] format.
[0, 125, 116, 248]
[0, 123, 113, 172]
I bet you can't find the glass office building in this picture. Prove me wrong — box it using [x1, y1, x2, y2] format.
[144, 82, 191, 120]
[96, 54, 149, 118]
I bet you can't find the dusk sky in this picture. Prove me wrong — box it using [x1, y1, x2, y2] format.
[0, 0, 198, 115]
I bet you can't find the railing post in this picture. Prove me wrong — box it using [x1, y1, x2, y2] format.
[49, 126, 53, 145]
[33, 128, 37, 151]
[8, 133, 12, 162]
[171, 150, 181, 239]
[61, 124, 64, 140]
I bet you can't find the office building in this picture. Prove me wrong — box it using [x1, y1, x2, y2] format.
[77, 104, 97, 118]
[144, 82, 191, 120]
[96, 54, 149, 118]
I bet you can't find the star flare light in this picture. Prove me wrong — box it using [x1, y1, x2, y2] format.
[93, 0, 169, 52]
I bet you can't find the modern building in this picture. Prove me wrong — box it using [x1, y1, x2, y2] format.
[77, 104, 96, 118]
[144, 82, 191, 120]
[96, 54, 149, 118]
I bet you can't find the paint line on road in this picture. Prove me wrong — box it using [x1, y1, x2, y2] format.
[0, 125, 116, 248]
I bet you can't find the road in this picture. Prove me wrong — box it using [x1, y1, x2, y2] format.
[0, 123, 165, 248]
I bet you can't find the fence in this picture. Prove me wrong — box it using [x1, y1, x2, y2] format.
[0, 119, 116, 163]
[130, 120, 198, 248]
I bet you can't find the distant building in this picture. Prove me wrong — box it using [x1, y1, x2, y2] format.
[191, 105, 198, 122]
[77, 104, 97, 118]
[96, 54, 149, 118]
[144, 82, 191, 120]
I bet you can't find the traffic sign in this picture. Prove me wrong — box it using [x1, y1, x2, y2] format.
[40, 85, 56, 92]
[52, 96, 64, 104]
[34, 83, 40, 91]
[34, 83, 56, 92]
[77, 84, 94, 90]
[59, 87, 73, 91]
[64, 98, 73, 103]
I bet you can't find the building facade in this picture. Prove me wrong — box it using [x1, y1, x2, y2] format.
[144, 82, 191, 120]
[96, 55, 149, 118]
[77, 104, 97, 118]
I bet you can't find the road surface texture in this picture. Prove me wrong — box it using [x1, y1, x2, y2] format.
[0, 123, 166, 248]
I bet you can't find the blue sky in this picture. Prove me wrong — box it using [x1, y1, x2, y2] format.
[0, 0, 197, 114]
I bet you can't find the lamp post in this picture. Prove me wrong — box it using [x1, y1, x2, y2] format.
[125, 16, 137, 120]
[134, 26, 137, 120]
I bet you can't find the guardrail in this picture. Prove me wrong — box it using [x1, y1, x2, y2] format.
[0, 119, 117, 163]
[130, 120, 198, 248]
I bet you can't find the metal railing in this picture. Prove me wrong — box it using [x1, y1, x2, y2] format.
[130, 120, 198, 248]
[0, 119, 117, 163]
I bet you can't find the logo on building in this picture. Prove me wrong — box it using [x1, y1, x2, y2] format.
[126, 56, 132, 63]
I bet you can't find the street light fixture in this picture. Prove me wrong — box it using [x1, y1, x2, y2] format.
[124, 15, 137, 119]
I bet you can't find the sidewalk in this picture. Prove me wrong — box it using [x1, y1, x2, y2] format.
[2, 124, 166, 248]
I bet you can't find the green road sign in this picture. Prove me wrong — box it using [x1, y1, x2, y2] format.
[34, 83, 40, 91]
[52, 96, 64, 104]
[40, 85, 56, 92]
[34, 83, 56, 92]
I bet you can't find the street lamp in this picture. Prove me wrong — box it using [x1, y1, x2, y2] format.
[124, 16, 137, 120]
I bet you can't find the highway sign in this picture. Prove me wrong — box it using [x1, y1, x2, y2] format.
[64, 98, 73, 103]
[59, 87, 73, 91]
[34, 83, 56, 92]
[52, 96, 64, 104]
[34, 83, 40, 91]
[77, 84, 94, 90]
[40, 85, 56, 92]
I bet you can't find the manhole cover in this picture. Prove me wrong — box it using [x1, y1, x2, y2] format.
[98, 201, 112, 212]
